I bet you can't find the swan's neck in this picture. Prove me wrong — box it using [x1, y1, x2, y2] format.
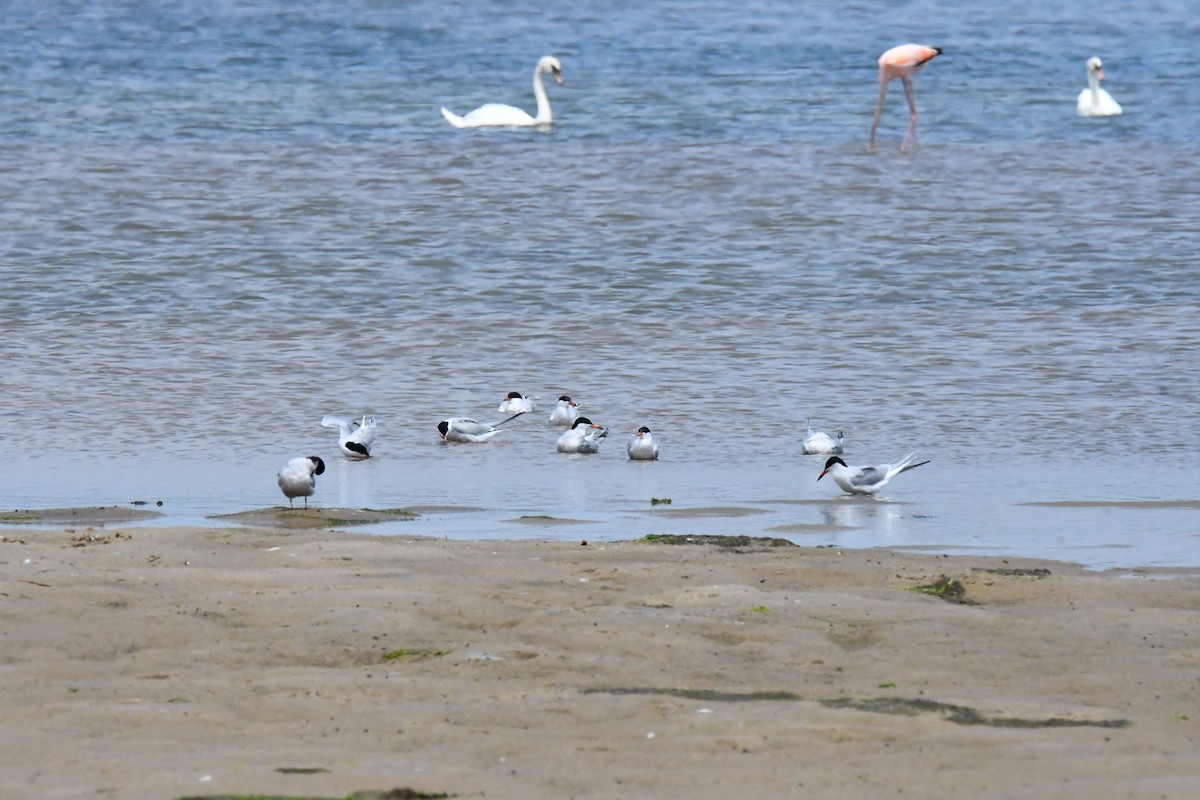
[1087, 72, 1101, 101]
[532, 66, 552, 124]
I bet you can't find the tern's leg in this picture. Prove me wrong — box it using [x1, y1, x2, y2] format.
[901, 76, 918, 152]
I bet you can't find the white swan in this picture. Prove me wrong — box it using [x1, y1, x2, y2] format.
[441, 55, 563, 128]
[1077, 56, 1122, 117]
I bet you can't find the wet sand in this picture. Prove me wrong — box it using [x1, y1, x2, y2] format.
[2, 523, 1199, 799]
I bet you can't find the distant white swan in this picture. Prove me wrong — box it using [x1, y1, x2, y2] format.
[441, 55, 563, 128]
[1077, 56, 1122, 117]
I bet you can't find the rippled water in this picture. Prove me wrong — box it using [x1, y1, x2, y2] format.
[2, 1, 1198, 567]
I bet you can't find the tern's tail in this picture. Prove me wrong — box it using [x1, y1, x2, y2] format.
[896, 454, 931, 475]
[492, 411, 527, 428]
[441, 107, 466, 128]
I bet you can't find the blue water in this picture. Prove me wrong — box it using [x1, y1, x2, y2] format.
[1, 1, 1198, 568]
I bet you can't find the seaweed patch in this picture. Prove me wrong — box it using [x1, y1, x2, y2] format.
[821, 697, 1130, 729]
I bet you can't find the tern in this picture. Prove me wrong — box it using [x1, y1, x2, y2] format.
[556, 416, 608, 454]
[498, 391, 537, 414]
[627, 426, 659, 461]
[548, 395, 580, 427]
[803, 420, 844, 455]
[817, 453, 929, 495]
[277, 455, 326, 509]
[321, 414, 376, 459]
[438, 412, 526, 443]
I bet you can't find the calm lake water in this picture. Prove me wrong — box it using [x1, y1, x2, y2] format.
[2, 1, 1198, 568]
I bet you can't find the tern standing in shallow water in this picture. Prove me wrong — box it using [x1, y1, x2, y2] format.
[802, 421, 844, 455]
[557, 417, 608, 454]
[627, 426, 659, 461]
[321, 414, 376, 459]
[438, 412, 526, 443]
[277, 456, 325, 508]
[817, 453, 929, 495]
[498, 391, 537, 414]
[548, 395, 580, 427]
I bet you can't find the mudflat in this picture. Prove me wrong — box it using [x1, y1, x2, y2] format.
[2, 524, 1198, 799]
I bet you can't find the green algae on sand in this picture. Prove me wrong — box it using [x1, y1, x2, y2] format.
[2, 506, 164, 525]
[641, 533, 797, 549]
[209, 507, 419, 530]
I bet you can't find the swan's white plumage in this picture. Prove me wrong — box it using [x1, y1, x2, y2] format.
[1077, 56, 1122, 117]
[441, 55, 563, 129]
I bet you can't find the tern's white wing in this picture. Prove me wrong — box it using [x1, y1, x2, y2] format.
[343, 415, 376, 457]
[351, 416, 376, 443]
[447, 418, 491, 436]
[846, 465, 886, 489]
[323, 414, 376, 457]
[575, 427, 608, 454]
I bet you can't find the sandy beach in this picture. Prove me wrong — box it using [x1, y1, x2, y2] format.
[2, 520, 1199, 799]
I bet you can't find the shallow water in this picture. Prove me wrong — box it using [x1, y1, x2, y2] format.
[1, 1, 1198, 568]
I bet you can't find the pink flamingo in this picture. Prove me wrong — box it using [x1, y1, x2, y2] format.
[869, 44, 943, 153]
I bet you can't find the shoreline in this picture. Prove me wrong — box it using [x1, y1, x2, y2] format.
[5, 502, 1200, 574]
[3, 525, 1199, 799]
